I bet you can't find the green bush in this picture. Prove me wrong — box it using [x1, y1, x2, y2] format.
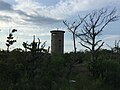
[89, 59, 120, 88]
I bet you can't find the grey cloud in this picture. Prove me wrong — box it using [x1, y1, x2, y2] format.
[0, 0, 13, 11]
[0, 15, 12, 21]
[13, 10, 62, 25]
[23, 14, 62, 25]
[15, 10, 28, 16]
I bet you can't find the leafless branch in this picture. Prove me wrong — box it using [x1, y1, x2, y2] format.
[80, 42, 91, 51]
[95, 42, 104, 52]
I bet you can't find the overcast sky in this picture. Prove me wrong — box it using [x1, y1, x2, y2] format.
[0, 0, 120, 52]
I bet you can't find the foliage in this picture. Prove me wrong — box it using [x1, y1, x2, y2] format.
[6, 29, 17, 52]
[0, 50, 68, 90]
[0, 47, 120, 89]
[89, 59, 120, 88]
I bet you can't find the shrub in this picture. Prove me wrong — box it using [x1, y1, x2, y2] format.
[89, 59, 120, 88]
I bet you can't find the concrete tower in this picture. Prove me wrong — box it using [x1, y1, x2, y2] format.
[50, 30, 65, 54]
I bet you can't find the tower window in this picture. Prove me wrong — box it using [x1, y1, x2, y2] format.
[52, 33, 56, 36]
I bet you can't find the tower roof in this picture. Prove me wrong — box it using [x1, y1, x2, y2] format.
[50, 30, 65, 33]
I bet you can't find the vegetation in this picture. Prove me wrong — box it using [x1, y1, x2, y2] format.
[0, 8, 119, 90]
[6, 28, 17, 52]
[0, 48, 120, 90]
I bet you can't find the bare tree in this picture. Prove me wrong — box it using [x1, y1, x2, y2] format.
[106, 40, 120, 53]
[63, 14, 88, 53]
[76, 8, 118, 61]
[23, 35, 47, 53]
[63, 15, 88, 79]
[114, 40, 120, 53]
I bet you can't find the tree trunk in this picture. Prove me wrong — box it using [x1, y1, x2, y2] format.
[73, 33, 76, 53]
